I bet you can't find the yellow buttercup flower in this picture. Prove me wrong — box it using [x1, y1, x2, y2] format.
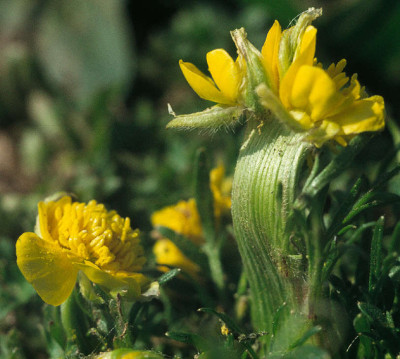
[210, 164, 232, 219]
[179, 49, 244, 106]
[152, 166, 232, 277]
[153, 239, 202, 278]
[151, 199, 203, 278]
[16, 196, 148, 306]
[258, 18, 385, 146]
[151, 198, 203, 244]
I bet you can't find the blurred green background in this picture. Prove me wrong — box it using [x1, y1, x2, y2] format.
[1, 0, 399, 357]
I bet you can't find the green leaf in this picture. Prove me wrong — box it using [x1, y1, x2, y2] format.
[157, 268, 181, 285]
[369, 217, 384, 294]
[288, 326, 322, 350]
[299, 134, 370, 204]
[357, 302, 387, 327]
[389, 221, 400, 253]
[166, 105, 244, 131]
[343, 192, 400, 224]
[325, 176, 368, 239]
[166, 331, 206, 350]
[43, 305, 67, 354]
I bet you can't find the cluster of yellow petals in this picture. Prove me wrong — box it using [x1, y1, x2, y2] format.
[260, 20, 385, 146]
[178, 16, 384, 147]
[179, 49, 244, 106]
[152, 165, 231, 278]
[16, 196, 148, 306]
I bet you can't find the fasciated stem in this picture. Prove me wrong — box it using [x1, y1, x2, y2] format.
[232, 115, 311, 343]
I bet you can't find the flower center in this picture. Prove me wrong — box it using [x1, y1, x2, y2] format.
[39, 197, 146, 273]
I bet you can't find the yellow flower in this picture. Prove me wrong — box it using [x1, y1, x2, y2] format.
[151, 199, 203, 278]
[16, 196, 148, 306]
[151, 198, 203, 244]
[258, 19, 385, 146]
[151, 166, 232, 277]
[153, 239, 202, 277]
[210, 164, 232, 219]
[179, 49, 244, 106]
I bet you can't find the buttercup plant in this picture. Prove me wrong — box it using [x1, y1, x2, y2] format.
[16, 195, 149, 306]
[13, 7, 396, 359]
[169, 7, 386, 355]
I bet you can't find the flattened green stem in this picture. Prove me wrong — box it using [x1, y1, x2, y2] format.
[232, 116, 311, 335]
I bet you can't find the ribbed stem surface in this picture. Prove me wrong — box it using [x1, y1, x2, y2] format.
[232, 117, 311, 334]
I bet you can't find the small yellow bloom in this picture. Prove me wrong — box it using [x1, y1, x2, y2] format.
[258, 19, 385, 147]
[152, 166, 232, 277]
[210, 164, 232, 219]
[151, 198, 203, 245]
[151, 199, 203, 278]
[221, 323, 230, 336]
[16, 196, 148, 306]
[153, 239, 201, 277]
[180, 49, 244, 106]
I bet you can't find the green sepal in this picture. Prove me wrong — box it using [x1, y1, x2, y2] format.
[166, 105, 244, 131]
[278, 7, 322, 76]
[60, 289, 99, 356]
[231, 27, 269, 113]
[43, 305, 67, 358]
[256, 83, 305, 132]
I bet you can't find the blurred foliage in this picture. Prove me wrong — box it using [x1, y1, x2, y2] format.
[1, 0, 400, 358]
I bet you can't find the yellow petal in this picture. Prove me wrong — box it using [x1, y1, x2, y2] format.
[16, 232, 78, 306]
[261, 20, 282, 93]
[279, 27, 317, 108]
[295, 26, 317, 66]
[179, 60, 231, 104]
[210, 165, 232, 218]
[332, 95, 385, 135]
[290, 66, 341, 121]
[153, 239, 201, 278]
[151, 199, 203, 244]
[206, 49, 241, 105]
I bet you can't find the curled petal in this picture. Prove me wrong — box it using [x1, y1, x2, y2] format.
[16, 232, 78, 306]
[75, 261, 147, 300]
[295, 25, 317, 66]
[261, 20, 282, 93]
[207, 49, 242, 104]
[153, 239, 201, 278]
[279, 27, 317, 108]
[179, 60, 231, 105]
[332, 95, 385, 135]
[291, 65, 342, 121]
